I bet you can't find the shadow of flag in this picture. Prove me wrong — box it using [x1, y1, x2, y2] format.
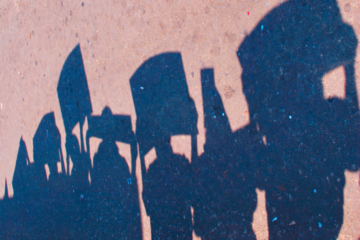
[57, 44, 92, 134]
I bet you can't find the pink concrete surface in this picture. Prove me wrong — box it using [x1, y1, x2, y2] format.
[1, 0, 360, 239]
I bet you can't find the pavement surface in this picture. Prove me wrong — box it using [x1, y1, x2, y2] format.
[0, 0, 360, 239]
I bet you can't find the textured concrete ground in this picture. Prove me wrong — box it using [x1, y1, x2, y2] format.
[0, 0, 360, 239]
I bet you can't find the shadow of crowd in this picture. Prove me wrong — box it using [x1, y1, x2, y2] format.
[1, 1, 359, 239]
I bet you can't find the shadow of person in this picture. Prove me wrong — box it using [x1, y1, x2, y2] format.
[193, 68, 258, 239]
[29, 112, 67, 238]
[66, 133, 90, 188]
[1, 138, 32, 239]
[237, 0, 359, 239]
[88, 106, 142, 240]
[66, 132, 91, 205]
[143, 136, 193, 239]
[63, 133, 94, 239]
[130, 52, 198, 239]
[33, 112, 65, 183]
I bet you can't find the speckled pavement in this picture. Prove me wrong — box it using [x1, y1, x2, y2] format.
[0, 0, 360, 239]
